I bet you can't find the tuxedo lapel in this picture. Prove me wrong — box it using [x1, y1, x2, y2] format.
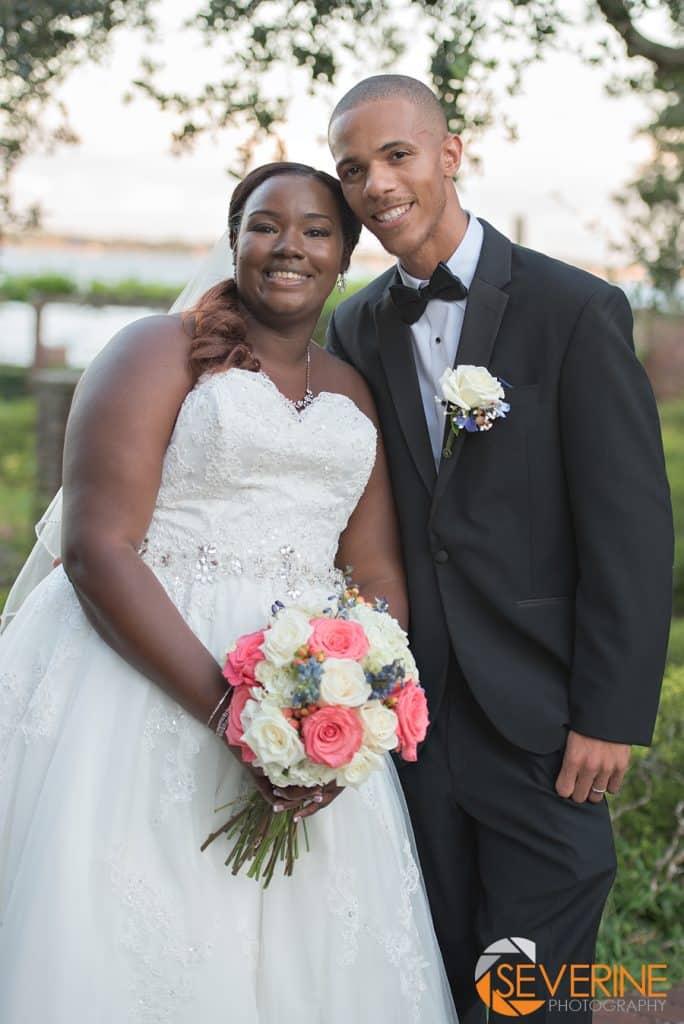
[374, 277, 436, 495]
[433, 221, 512, 504]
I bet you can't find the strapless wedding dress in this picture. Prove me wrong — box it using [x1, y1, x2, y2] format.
[0, 367, 458, 1023]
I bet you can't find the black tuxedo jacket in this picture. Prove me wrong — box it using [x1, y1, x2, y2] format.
[327, 220, 673, 753]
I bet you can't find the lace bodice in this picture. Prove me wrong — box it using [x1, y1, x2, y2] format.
[140, 368, 377, 595]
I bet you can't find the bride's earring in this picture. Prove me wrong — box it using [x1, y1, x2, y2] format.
[337, 273, 347, 293]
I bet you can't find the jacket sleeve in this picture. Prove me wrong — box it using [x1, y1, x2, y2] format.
[560, 285, 674, 745]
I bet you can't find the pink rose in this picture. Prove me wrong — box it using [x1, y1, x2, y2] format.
[308, 618, 369, 661]
[395, 682, 429, 762]
[301, 706, 363, 768]
[225, 685, 256, 763]
[222, 629, 265, 687]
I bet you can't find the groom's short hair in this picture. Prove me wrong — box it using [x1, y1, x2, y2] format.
[328, 75, 448, 136]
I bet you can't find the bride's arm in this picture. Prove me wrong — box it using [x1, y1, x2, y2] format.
[334, 372, 409, 630]
[60, 315, 228, 725]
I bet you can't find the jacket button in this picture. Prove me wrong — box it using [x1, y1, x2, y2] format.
[434, 549, 449, 564]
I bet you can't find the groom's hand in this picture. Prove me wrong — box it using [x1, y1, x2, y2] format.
[555, 730, 632, 803]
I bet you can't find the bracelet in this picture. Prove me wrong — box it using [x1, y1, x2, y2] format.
[214, 703, 233, 739]
[207, 689, 231, 729]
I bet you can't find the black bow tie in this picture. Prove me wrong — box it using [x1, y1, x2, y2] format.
[389, 262, 468, 325]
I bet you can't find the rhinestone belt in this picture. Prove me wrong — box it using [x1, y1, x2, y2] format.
[137, 539, 344, 600]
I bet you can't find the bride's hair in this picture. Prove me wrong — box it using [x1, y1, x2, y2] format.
[186, 162, 361, 380]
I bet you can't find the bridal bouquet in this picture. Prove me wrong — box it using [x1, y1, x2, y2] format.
[201, 585, 429, 887]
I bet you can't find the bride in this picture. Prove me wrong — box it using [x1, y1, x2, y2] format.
[0, 162, 458, 1023]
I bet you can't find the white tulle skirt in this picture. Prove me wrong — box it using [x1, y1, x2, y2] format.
[0, 567, 457, 1023]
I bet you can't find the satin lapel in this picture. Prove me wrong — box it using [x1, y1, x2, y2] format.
[374, 284, 436, 495]
[433, 221, 512, 504]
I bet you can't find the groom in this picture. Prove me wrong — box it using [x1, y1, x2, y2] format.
[326, 76, 673, 1022]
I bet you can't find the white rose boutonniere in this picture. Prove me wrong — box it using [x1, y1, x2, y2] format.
[436, 365, 510, 457]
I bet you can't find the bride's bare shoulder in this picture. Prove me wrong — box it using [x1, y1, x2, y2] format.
[70, 313, 195, 420]
[87, 313, 192, 375]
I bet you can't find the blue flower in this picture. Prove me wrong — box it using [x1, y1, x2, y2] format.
[365, 659, 406, 700]
[291, 657, 323, 707]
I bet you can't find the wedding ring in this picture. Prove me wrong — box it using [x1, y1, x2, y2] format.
[591, 786, 607, 794]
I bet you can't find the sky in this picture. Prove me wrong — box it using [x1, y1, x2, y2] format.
[11, 2, 661, 268]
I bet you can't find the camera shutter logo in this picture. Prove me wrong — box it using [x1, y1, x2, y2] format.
[475, 937, 547, 1017]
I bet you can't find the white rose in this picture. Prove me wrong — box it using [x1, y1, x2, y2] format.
[359, 703, 399, 752]
[337, 747, 384, 787]
[349, 605, 409, 672]
[319, 658, 371, 707]
[253, 660, 296, 702]
[440, 365, 504, 411]
[241, 708, 305, 768]
[261, 609, 313, 667]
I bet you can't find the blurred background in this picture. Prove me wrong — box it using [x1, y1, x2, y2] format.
[1, 0, 682, 1003]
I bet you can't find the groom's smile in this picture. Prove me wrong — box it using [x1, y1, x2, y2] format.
[371, 201, 415, 228]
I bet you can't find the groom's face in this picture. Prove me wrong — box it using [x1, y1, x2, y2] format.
[329, 97, 461, 267]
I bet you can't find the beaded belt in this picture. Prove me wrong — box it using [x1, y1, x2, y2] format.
[137, 539, 344, 600]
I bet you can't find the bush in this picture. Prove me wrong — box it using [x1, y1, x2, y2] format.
[85, 278, 182, 306]
[0, 272, 182, 308]
[597, 665, 684, 976]
[0, 273, 76, 301]
[0, 364, 31, 400]
[660, 400, 684, 615]
[0, 398, 36, 611]
[667, 618, 684, 667]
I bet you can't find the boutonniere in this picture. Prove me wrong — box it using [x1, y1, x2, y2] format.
[436, 365, 510, 458]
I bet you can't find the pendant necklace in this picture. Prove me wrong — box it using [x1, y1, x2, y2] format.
[292, 342, 315, 413]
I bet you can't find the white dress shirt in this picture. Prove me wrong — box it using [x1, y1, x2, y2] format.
[397, 213, 484, 466]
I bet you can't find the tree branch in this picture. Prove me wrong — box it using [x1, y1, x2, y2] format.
[596, 0, 684, 70]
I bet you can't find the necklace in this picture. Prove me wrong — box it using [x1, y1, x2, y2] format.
[291, 342, 315, 413]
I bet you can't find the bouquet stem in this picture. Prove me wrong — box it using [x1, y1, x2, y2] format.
[201, 792, 305, 889]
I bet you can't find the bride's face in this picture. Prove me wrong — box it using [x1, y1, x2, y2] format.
[235, 175, 346, 326]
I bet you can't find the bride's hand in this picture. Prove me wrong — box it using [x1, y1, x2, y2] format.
[272, 780, 343, 821]
[224, 740, 342, 818]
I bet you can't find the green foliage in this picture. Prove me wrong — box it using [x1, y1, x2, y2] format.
[0, 272, 77, 301]
[0, 397, 35, 610]
[660, 399, 684, 614]
[667, 617, 684, 667]
[86, 278, 181, 305]
[597, 665, 684, 975]
[0, 273, 182, 307]
[0, 363, 30, 399]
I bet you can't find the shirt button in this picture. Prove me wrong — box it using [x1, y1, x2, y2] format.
[434, 549, 449, 564]
[435, 336, 442, 345]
